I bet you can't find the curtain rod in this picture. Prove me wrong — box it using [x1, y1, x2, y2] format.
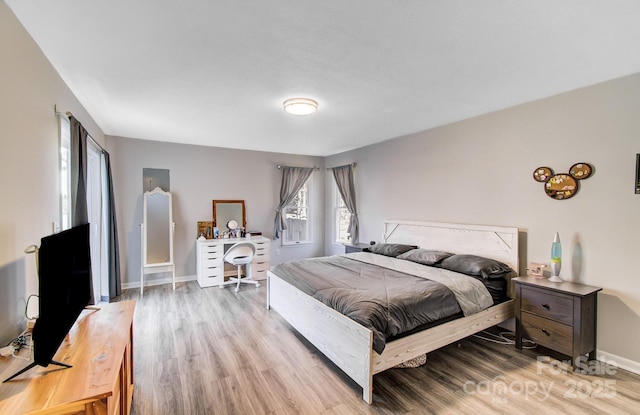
[277, 165, 319, 170]
[54, 105, 73, 118]
[326, 162, 356, 170]
[54, 106, 106, 153]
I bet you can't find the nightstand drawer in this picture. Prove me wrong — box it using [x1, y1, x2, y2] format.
[521, 312, 573, 356]
[520, 286, 573, 325]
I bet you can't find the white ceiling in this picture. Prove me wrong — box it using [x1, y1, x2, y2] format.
[7, 1, 640, 156]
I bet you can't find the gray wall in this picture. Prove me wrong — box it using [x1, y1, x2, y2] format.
[325, 73, 640, 368]
[106, 136, 325, 287]
[0, 3, 104, 345]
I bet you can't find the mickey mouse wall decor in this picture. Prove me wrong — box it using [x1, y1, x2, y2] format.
[533, 163, 593, 200]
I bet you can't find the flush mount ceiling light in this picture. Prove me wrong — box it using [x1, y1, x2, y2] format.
[283, 98, 318, 115]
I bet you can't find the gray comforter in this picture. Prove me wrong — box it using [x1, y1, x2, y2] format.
[270, 253, 493, 354]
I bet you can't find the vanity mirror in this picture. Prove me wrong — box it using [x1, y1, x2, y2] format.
[212, 200, 246, 230]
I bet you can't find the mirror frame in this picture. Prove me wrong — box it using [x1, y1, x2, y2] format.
[212, 200, 246, 229]
[143, 187, 174, 266]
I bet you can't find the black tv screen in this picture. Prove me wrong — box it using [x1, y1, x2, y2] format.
[32, 223, 92, 367]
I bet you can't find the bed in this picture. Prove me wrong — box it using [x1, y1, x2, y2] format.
[266, 220, 519, 403]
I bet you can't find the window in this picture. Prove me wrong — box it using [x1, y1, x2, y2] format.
[59, 116, 71, 230]
[282, 181, 312, 245]
[58, 115, 108, 304]
[334, 183, 351, 244]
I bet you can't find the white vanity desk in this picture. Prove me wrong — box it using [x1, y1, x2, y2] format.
[196, 236, 270, 288]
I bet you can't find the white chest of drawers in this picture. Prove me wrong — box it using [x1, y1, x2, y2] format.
[196, 237, 271, 288]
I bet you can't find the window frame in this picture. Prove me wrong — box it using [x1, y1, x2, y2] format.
[59, 115, 71, 231]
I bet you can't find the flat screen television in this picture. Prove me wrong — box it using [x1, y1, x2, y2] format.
[3, 223, 92, 382]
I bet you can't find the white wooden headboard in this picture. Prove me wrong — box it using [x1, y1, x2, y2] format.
[383, 220, 519, 272]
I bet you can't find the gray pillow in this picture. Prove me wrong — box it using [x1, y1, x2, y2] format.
[440, 254, 513, 279]
[397, 249, 453, 266]
[364, 243, 418, 257]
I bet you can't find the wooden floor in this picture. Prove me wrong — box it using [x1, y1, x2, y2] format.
[115, 281, 640, 415]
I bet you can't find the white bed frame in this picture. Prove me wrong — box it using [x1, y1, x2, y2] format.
[267, 220, 519, 404]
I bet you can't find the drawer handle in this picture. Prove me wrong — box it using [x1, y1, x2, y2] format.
[541, 328, 550, 336]
[541, 303, 550, 310]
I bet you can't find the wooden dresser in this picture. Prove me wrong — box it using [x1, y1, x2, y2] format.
[513, 277, 601, 369]
[0, 300, 136, 415]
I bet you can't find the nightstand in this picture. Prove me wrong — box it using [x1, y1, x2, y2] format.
[513, 276, 602, 370]
[343, 242, 370, 253]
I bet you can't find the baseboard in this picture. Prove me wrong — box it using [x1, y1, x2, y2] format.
[121, 274, 196, 290]
[597, 349, 640, 375]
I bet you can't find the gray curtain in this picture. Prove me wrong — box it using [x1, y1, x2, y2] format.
[104, 152, 121, 298]
[273, 166, 314, 239]
[332, 164, 359, 243]
[70, 116, 88, 226]
[69, 116, 92, 304]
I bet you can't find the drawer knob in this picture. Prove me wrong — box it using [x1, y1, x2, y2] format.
[541, 303, 550, 309]
[541, 328, 550, 336]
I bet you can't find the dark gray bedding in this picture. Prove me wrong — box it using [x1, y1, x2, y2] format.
[271, 255, 464, 354]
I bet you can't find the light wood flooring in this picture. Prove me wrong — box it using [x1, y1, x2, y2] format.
[115, 281, 640, 415]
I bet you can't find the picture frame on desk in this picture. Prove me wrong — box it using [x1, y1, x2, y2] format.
[197, 221, 214, 239]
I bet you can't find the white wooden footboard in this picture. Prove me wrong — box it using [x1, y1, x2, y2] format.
[267, 270, 515, 404]
[373, 299, 514, 374]
[267, 271, 375, 403]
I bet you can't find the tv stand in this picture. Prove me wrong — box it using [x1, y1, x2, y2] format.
[2, 360, 72, 383]
[0, 300, 136, 415]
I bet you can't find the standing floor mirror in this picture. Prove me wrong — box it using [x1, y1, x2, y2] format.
[140, 187, 175, 294]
